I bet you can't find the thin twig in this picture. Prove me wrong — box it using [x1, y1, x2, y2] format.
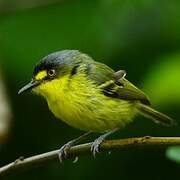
[1, 136, 180, 178]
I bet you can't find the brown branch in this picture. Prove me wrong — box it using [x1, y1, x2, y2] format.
[1, 136, 180, 178]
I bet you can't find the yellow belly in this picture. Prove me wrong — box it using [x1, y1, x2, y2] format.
[48, 96, 136, 132]
[35, 74, 137, 132]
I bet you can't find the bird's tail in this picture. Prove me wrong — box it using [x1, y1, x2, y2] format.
[136, 103, 177, 126]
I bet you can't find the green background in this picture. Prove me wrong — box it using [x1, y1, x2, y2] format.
[0, 0, 180, 179]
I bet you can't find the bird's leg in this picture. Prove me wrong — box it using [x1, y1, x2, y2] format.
[59, 131, 92, 162]
[91, 128, 119, 157]
[115, 70, 126, 81]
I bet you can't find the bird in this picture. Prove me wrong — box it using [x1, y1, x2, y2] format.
[18, 50, 176, 162]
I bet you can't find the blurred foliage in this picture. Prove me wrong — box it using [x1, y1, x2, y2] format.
[0, 69, 11, 143]
[143, 54, 180, 106]
[0, 0, 180, 180]
[166, 146, 180, 164]
[0, 0, 62, 13]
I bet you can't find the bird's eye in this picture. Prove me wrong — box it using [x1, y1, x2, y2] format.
[47, 69, 56, 78]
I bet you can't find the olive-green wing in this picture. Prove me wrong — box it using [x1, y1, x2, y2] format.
[100, 77, 151, 105]
[86, 61, 116, 85]
[87, 61, 150, 105]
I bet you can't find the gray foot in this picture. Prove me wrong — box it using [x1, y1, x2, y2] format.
[91, 137, 104, 157]
[58, 131, 92, 163]
[58, 142, 72, 163]
[91, 129, 119, 157]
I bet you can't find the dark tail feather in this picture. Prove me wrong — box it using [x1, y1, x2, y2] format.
[136, 103, 177, 127]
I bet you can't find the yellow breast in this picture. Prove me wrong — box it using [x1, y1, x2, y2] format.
[34, 74, 136, 132]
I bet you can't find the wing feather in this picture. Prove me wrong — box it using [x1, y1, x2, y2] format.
[101, 77, 151, 105]
[87, 62, 150, 105]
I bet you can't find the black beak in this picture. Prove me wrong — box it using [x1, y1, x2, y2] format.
[18, 80, 41, 95]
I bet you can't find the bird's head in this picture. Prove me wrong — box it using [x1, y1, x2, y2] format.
[18, 50, 93, 96]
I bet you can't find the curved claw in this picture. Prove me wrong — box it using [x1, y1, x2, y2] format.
[58, 132, 92, 163]
[91, 138, 104, 157]
[58, 143, 72, 163]
[90, 129, 119, 157]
